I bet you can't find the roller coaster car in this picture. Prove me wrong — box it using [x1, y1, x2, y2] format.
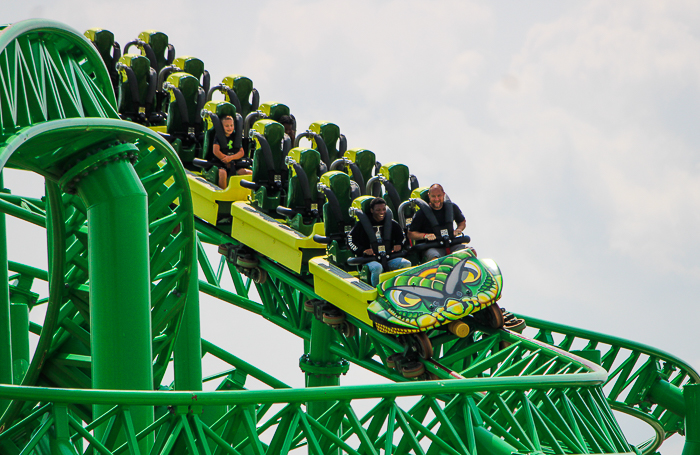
[346, 195, 409, 284]
[275, 147, 323, 236]
[296, 121, 346, 169]
[84, 28, 120, 100]
[185, 100, 250, 225]
[162, 72, 206, 166]
[309, 229, 504, 359]
[240, 119, 290, 215]
[115, 54, 163, 125]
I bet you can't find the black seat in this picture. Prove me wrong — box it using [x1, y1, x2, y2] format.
[276, 147, 322, 236]
[115, 54, 162, 125]
[162, 72, 206, 167]
[84, 28, 121, 100]
[314, 171, 356, 269]
[240, 119, 290, 215]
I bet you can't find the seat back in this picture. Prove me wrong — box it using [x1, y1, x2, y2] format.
[320, 171, 354, 238]
[116, 54, 153, 122]
[222, 74, 260, 120]
[286, 148, 321, 210]
[260, 102, 290, 121]
[377, 162, 411, 214]
[138, 30, 174, 73]
[165, 72, 202, 135]
[84, 28, 120, 99]
[251, 120, 287, 183]
[249, 119, 288, 212]
[164, 72, 205, 165]
[285, 147, 322, 234]
[344, 148, 376, 193]
[402, 186, 430, 230]
[173, 56, 209, 94]
[351, 195, 374, 218]
[319, 171, 356, 267]
[412, 187, 430, 203]
[309, 121, 343, 166]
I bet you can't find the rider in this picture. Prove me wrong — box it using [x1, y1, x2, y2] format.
[278, 114, 296, 145]
[407, 183, 467, 261]
[212, 115, 252, 189]
[348, 197, 411, 287]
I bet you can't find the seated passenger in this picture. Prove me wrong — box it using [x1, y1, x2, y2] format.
[407, 183, 468, 261]
[278, 114, 296, 144]
[212, 115, 252, 188]
[348, 197, 411, 287]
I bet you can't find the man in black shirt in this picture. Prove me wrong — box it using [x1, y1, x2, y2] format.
[348, 197, 411, 287]
[408, 183, 468, 261]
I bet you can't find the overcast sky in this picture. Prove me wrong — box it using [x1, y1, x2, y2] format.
[2, 1, 699, 453]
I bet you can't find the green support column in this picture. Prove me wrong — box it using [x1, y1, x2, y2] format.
[683, 384, 700, 455]
[0, 172, 12, 414]
[8, 273, 34, 386]
[9, 304, 29, 385]
[301, 318, 349, 419]
[71, 146, 153, 450]
[174, 244, 203, 392]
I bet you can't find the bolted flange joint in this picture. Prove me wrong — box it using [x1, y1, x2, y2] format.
[58, 142, 140, 194]
[299, 354, 349, 377]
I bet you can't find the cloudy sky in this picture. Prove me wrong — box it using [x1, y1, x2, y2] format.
[2, 1, 699, 453]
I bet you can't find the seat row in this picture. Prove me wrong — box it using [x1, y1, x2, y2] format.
[84, 28, 439, 275]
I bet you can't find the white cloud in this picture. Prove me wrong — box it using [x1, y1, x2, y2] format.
[476, 0, 700, 280]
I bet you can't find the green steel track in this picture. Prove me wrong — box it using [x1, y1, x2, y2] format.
[0, 18, 698, 455]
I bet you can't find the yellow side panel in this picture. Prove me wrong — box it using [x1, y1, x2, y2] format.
[230, 202, 325, 273]
[309, 257, 376, 326]
[188, 174, 252, 224]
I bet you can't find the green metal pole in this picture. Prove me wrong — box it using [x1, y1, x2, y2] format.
[174, 243, 203, 391]
[172, 256, 204, 454]
[302, 318, 344, 455]
[649, 378, 686, 417]
[74, 153, 153, 450]
[304, 318, 347, 418]
[683, 384, 700, 455]
[0, 172, 13, 414]
[9, 304, 28, 385]
[9, 274, 33, 386]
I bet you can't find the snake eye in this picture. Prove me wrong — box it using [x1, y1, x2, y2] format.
[389, 289, 424, 309]
[461, 260, 482, 284]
